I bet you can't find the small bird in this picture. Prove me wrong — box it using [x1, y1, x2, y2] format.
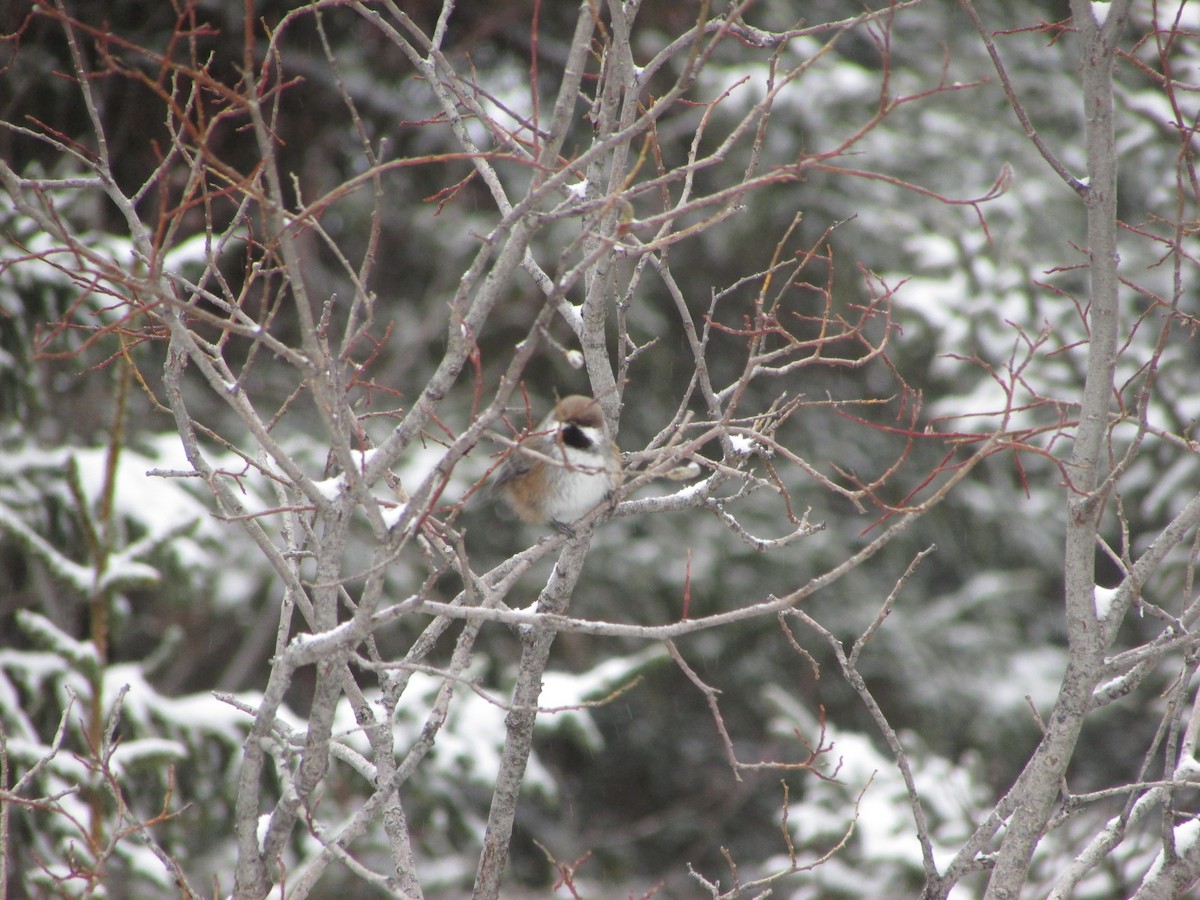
[492, 395, 622, 531]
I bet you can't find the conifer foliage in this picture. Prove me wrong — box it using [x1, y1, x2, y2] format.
[2, 2, 1200, 897]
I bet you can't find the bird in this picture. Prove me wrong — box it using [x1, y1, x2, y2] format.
[491, 395, 622, 531]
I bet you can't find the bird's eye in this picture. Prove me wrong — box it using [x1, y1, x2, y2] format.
[560, 424, 593, 450]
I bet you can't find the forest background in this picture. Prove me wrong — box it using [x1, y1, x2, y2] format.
[3, 1, 1200, 898]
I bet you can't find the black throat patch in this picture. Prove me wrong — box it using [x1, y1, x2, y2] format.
[560, 424, 594, 450]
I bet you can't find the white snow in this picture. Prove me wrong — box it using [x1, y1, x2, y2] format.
[1093, 585, 1118, 619]
[558, 302, 584, 333]
[664, 477, 714, 504]
[108, 737, 188, 775]
[728, 433, 756, 457]
[14, 611, 101, 671]
[256, 813, 272, 852]
[1174, 756, 1200, 782]
[312, 475, 345, 500]
[539, 648, 665, 751]
[0, 503, 97, 593]
[287, 620, 356, 657]
[381, 500, 409, 529]
[1140, 819, 1200, 887]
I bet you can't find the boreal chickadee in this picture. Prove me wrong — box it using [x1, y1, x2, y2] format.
[492, 395, 621, 531]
